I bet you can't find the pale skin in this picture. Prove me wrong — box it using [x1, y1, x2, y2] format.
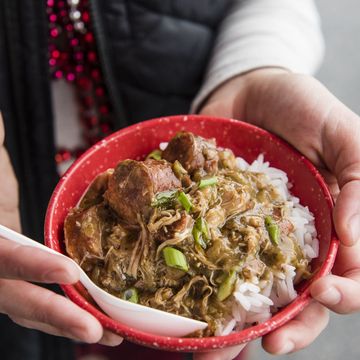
[1, 67, 360, 358]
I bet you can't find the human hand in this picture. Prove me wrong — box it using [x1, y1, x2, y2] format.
[0, 113, 122, 346]
[197, 68, 360, 357]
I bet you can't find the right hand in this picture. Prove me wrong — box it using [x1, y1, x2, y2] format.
[0, 113, 122, 346]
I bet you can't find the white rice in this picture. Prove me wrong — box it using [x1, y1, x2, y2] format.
[220, 154, 320, 335]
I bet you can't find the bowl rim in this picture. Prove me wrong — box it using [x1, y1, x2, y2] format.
[45, 115, 339, 351]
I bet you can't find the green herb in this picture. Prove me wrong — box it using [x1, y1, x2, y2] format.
[151, 189, 178, 208]
[163, 247, 189, 272]
[199, 176, 217, 189]
[123, 288, 139, 303]
[146, 149, 162, 160]
[172, 160, 188, 178]
[217, 270, 237, 301]
[192, 217, 210, 249]
[177, 191, 193, 213]
[265, 215, 280, 245]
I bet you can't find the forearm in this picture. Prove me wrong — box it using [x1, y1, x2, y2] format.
[192, 0, 324, 112]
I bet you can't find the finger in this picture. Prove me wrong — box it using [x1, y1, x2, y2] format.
[262, 301, 329, 355]
[0, 239, 79, 284]
[0, 279, 103, 343]
[310, 272, 360, 314]
[9, 316, 84, 340]
[98, 330, 123, 347]
[333, 180, 360, 246]
[194, 343, 247, 360]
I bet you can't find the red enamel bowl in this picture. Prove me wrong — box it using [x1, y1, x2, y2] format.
[45, 115, 339, 352]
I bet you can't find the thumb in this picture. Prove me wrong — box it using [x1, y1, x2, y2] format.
[322, 106, 360, 247]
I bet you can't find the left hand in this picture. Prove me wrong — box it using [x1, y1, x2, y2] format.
[195, 68, 360, 359]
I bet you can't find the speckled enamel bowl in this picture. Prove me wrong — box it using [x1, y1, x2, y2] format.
[45, 115, 338, 352]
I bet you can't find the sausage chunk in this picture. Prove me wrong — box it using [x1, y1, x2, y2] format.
[104, 159, 181, 223]
[162, 132, 219, 176]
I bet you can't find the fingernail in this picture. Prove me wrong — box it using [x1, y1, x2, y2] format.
[349, 213, 360, 245]
[314, 287, 341, 305]
[277, 341, 294, 355]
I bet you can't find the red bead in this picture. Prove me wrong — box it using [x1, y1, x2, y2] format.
[58, 1, 65, 8]
[60, 9, 67, 18]
[50, 28, 59, 38]
[70, 38, 79, 47]
[84, 32, 94, 43]
[65, 23, 73, 32]
[95, 86, 105, 97]
[82, 11, 90, 22]
[90, 68, 101, 80]
[77, 77, 92, 90]
[87, 51, 97, 62]
[100, 123, 111, 134]
[99, 105, 109, 115]
[82, 96, 94, 107]
[52, 50, 60, 59]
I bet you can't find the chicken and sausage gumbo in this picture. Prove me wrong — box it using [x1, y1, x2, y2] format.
[64, 132, 311, 336]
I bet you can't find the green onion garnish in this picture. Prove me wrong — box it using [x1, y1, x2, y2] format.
[177, 191, 192, 213]
[265, 215, 280, 246]
[151, 189, 178, 208]
[123, 288, 139, 303]
[217, 270, 237, 301]
[163, 247, 189, 272]
[172, 160, 187, 178]
[192, 217, 210, 249]
[199, 176, 217, 189]
[146, 149, 162, 160]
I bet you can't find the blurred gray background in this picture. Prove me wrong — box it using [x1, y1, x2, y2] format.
[250, 0, 360, 359]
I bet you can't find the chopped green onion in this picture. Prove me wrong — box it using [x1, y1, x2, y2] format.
[163, 247, 189, 272]
[123, 288, 139, 303]
[151, 189, 178, 208]
[192, 217, 210, 249]
[199, 176, 217, 189]
[217, 270, 237, 301]
[146, 149, 162, 160]
[193, 226, 207, 249]
[265, 215, 280, 246]
[172, 160, 187, 178]
[177, 191, 192, 213]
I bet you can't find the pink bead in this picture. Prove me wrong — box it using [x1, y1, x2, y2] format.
[47, 0, 54, 7]
[54, 70, 63, 79]
[49, 58, 57, 66]
[74, 52, 84, 61]
[66, 73, 76, 82]
[50, 28, 59, 37]
[70, 38, 79, 47]
[49, 14, 57, 22]
[75, 64, 84, 73]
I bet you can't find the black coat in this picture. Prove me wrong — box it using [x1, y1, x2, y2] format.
[0, 0, 232, 358]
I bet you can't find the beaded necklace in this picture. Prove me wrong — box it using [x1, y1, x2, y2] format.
[47, 0, 114, 168]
